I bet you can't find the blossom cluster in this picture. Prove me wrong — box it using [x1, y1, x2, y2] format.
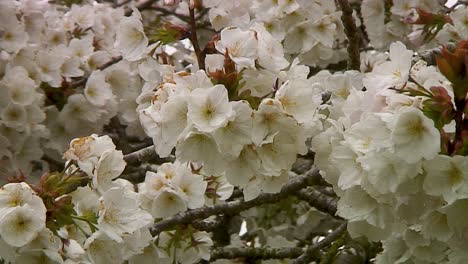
[139, 31, 324, 200]
[0, 134, 222, 263]
[0, 0, 467, 263]
[0, 0, 143, 180]
[312, 41, 468, 263]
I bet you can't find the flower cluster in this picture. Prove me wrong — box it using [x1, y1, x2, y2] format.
[0, 0, 143, 180]
[205, 0, 347, 67]
[0, 0, 467, 263]
[0, 134, 221, 263]
[313, 41, 468, 263]
[139, 24, 324, 200]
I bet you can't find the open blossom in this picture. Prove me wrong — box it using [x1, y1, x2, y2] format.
[215, 27, 258, 69]
[389, 107, 440, 163]
[115, 9, 148, 61]
[363, 41, 413, 92]
[98, 187, 153, 242]
[139, 162, 207, 218]
[85, 70, 114, 106]
[275, 79, 322, 124]
[0, 205, 46, 247]
[423, 155, 468, 204]
[187, 84, 234, 133]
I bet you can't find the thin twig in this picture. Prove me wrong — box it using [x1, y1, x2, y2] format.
[337, 0, 361, 71]
[188, 5, 205, 70]
[292, 222, 348, 264]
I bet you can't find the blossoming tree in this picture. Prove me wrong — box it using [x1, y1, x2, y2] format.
[0, 0, 467, 263]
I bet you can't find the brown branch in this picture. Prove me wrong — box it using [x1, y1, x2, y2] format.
[292, 222, 348, 264]
[295, 188, 338, 217]
[210, 246, 304, 261]
[188, 5, 205, 70]
[123, 145, 175, 166]
[150, 169, 322, 236]
[337, 0, 361, 71]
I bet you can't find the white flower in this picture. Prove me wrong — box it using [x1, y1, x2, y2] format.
[423, 155, 468, 204]
[251, 98, 298, 145]
[93, 150, 127, 194]
[179, 231, 213, 263]
[98, 187, 153, 242]
[121, 228, 153, 260]
[70, 4, 95, 29]
[150, 188, 187, 219]
[358, 150, 420, 194]
[173, 70, 213, 92]
[331, 144, 365, 190]
[213, 101, 253, 158]
[141, 94, 189, 157]
[176, 132, 226, 175]
[275, 79, 322, 124]
[173, 167, 207, 209]
[115, 9, 148, 61]
[71, 186, 100, 217]
[188, 84, 234, 133]
[239, 68, 277, 98]
[225, 145, 261, 188]
[363, 42, 413, 92]
[215, 27, 258, 69]
[85, 70, 114, 106]
[63, 134, 117, 176]
[84, 232, 124, 264]
[253, 23, 289, 71]
[283, 20, 318, 53]
[243, 171, 289, 201]
[0, 21, 28, 53]
[309, 16, 337, 47]
[1, 103, 28, 130]
[0, 182, 45, 214]
[257, 132, 297, 175]
[390, 107, 440, 163]
[0, 205, 45, 247]
[337, 186, 377, 222]
[35, 50, 64, 87]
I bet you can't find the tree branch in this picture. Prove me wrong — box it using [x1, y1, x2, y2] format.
[210, 246, 304, 261]
[295, 188, 338, 217]
[292, 222, 348, 264]
[150, 169, 322, 236]
[123, 145, 175, 166]
[337, 0, 361, 71]
[188, 5, 205, 70]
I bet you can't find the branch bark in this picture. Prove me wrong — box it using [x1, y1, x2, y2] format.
[210, 246, 304, 261]
[337, 0, 361, 71]
[295, 188, 338, 216]
[150, 169, 322, 236]
[188, 5, 205, 70]
[292, 222, 348, 264]
[123, 145, 175, 166]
